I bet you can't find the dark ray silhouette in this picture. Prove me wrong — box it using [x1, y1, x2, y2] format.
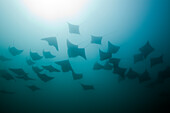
[55, 60, 73, 72]
[67, 40, 86, 60]
[36, 73, 54, 82]
[27, 85, 40, 92]
[134, 53, 144, 64]
[139, 41, 154, 58]
[0, 69, 14, 80]
[77, 48, 86, 60]
[26, 58, 35, 65]
[139, 70, 151, 83]
[67, 39, 78, 49]
[30, 51, 43, 60]
[103, 61, 113, 70]
[91, 35, 102, 45]
[42, 37, 59, 51]
[43, 50, 55, 59]
[81, 84, 94, 90]
[99, 49, 112, 61]
[145, 68, 167, 88]
[109, 58, 121, 68]
[0, 55, 11, 61]
[67, 40, 78, 57]
[68, 23, 80, 34]
[93, 62, 104, 70]
[9, 68, 34, 81]
[42, 65, 60, 72]
[72, 71, 83, 80]
[8, 46, 23, 56]
[113, 66, 127, 79]
[126, 68, 139, 79]
[107, 41, 120, 54]
[9, 68, 27, 76]
[32, 66, 43, 74]
[150, 55, 163, 67]
[16, 75, 34, 81]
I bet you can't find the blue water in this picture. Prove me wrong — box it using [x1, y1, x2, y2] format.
[0, 0, 170, 113]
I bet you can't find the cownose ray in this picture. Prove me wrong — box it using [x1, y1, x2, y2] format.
[91, 35, 102, 45]
[72, 71, 83, 80]
[150, 55, 163, 67]
[107, 41, 120, 54]
[27, 85, 40, 92]
[30, 50, 43, 61]
[36, 72, 54, 82]
[55, 60, 73, 72]
[42, 65, 60, 72]
[139, 41, 154, 58]
[9, 68, 34, 81]
[109, 58, 121, 68]
[126, 68, 139, 79]
[16, 75, 34, 81]
[77, 48, 86, 60]
[67, 40, 86, 60]
[113, 66, 127, 80]
[26, 58, 35, 65]
[134, 53, 144, 64]
[32, 66, 44, 74]
[93, 62, 104, 70]
[43, 50, 56, 59]
[9, 68, 27, 76]
[81, 83, 94, 90]
[103, 61, 113, 70]
[8, 46, 23, 56]
[68, 23, 80, 34]
[99, 49, 112, 61]
[41, 37, 59, 51]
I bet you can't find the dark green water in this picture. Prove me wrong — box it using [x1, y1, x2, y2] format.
[0, 0, 170, 113]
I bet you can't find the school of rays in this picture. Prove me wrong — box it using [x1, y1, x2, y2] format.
[0, 23, 170, 93]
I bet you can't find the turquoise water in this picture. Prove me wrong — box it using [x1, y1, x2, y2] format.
[0, 0, 170, 113]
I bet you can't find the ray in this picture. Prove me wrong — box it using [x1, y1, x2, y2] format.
[42, 37, 59, 51]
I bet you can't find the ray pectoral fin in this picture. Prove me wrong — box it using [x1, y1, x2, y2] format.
[99, 49, 112, 61]
[93, 62, 104, 70]
[139, 41, 154, 58]
[107, 41, 120, 54]
[91, 35, 102, 45]
[42, 65, 60, 72]
[27, 85, 40, 91]
[43, 50, 56, 58]
[72, 71, 83, 80]
[8, 46, 23, 56]
[134, 53, 144, 64]
[150, 55, 163, 67]
[42, 37, 59, 51]
[81, 83, 94, 90]
[30, 51, 43, 60]
[55, 60, 73, 72]
[68, 23, 80, 34]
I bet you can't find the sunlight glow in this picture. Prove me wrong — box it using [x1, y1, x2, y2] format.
[23, 0, 88, 21]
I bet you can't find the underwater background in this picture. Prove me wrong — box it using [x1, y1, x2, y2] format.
[0, 0, 170, 113]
